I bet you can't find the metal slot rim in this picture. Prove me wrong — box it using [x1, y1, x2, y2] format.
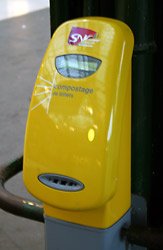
[38, 173, 85, 192]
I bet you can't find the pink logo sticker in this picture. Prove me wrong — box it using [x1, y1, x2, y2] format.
[68, 27, 98, 46]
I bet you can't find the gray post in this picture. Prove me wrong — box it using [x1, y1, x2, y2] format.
[45, 211, 131, 250]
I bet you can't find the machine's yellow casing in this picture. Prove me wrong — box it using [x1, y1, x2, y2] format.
[23, 17, 134, 228]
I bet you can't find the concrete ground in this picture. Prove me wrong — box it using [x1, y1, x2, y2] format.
[0, 9, 50, 249]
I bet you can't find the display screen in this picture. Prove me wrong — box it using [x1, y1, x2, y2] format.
[55, 54, 101, 78]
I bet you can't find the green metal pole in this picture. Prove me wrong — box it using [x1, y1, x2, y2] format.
[99, 0, 115, 18]
[49, 0, 70, 35]
[83, 0, 99, 16]
[115, 0, 156, 201]
[149, 0, 163, 227]
[49, 0, 83, 36]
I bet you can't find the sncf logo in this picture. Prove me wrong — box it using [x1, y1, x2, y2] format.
[68, 27, 100, 47]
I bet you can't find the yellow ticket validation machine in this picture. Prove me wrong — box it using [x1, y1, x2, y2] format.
[23, 17, 134, 250]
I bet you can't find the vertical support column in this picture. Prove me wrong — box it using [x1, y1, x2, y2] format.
[49, 0, 69, 35]
[99, 0, 115, 18]
[83, 0, 99, 15]
[115, 0, 156, 205]
[49, 0, 83, 36]
[45, 211, 131, 250]
[83, 0, 115, 17]
[115, 1, 156, 249]
[149, 0, 163, 227]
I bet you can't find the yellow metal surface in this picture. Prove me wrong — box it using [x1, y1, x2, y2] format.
[23, 17, 134, 228]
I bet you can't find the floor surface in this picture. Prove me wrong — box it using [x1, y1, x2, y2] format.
[0, 0, 49, 20]
[0, 8, 50, 250]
